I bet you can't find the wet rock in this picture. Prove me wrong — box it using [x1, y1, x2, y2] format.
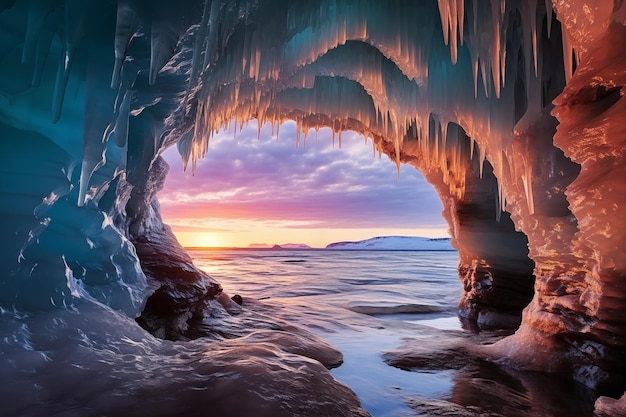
[343, 301, 446, 315]
[594, 392, 626, 417]
[216, 291, 244, 315]
[133, 225, 221, 340]
[237, 329, 344, 369]
[406, 396, 501, 417]
[385, 328, 597, 416]
[232, 294, 243, 305]
[382, 330, 496, 371]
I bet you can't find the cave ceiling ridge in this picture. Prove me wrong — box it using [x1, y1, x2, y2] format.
[1, 1, 615, 215]
[107, 0, 612, 216]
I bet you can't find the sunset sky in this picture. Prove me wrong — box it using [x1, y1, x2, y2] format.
[159, 120, 449, 248]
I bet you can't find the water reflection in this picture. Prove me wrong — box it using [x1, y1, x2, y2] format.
[435, 360, 594, 416]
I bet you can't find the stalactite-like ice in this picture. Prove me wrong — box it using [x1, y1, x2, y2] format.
[1, 0, 625, 414]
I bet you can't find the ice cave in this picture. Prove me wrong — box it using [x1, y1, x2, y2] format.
[1, 0, 625, 415]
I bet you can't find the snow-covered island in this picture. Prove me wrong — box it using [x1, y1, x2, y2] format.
[325, 236, 455, 251]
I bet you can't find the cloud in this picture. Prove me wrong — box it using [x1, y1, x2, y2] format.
[159, 120, 447, 232]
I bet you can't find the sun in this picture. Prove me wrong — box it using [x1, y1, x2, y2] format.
[194, 233, 225, 248]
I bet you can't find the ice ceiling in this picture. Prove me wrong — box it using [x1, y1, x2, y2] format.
[1, 0, 626, 411]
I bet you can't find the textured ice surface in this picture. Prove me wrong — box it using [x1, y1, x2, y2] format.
[0, 0, 625, 414]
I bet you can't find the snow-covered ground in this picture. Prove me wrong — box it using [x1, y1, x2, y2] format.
[326, 236, 455, 251]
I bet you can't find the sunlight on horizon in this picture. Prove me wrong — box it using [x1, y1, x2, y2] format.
[159, 120, 449, 248]
[174, 227, 449, 248]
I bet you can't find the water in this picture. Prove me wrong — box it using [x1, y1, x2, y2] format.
[188, 248, 597, 417]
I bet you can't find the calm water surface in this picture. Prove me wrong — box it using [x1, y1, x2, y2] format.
[188, 249, 596, 417]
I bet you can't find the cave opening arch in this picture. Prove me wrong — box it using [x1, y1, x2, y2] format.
[143, 106, 538, 336]
[133, 1, 553, 336]
[159, 119, 450, 250]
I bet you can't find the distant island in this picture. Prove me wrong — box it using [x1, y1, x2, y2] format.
[247, 243, 312, 249]
[325, 236, 454, 251]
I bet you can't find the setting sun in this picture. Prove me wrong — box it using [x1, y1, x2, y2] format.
[177, 232, 225, 248]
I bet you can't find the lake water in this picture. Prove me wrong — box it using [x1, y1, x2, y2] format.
[188, 249, 596, 417]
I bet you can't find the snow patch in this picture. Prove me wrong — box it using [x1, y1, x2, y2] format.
[326, 236, 455, 251]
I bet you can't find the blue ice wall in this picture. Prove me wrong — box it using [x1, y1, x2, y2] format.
[0, 1, 148, 315]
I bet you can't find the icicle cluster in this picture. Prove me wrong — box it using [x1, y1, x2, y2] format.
[18, 0, 616, 212]
[171, 0, 566, 211]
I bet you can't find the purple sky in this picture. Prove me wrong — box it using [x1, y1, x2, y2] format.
[159, 120, 448, 247]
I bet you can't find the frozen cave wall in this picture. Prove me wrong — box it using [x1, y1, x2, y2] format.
[0, 0, 625, 402]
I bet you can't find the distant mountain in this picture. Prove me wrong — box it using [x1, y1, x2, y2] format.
[247, 243, 312, 249]
[325, 236, 454, 251]
[279, 243, 312, 249]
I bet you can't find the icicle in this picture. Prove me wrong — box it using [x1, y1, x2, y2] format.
[51, 43, 70, 123]
[112, 0, 139, 89]
[186, 0, 211, 96]
[149, 7, 180, 85]
[22, 0, 57, 64]
[457, 0, 464, 45]
[478, 145, 486, 178]
[437, 0, 462, 63]
[472, 52, 479, 98]
[449, 0, 458, 64]
[493, 178, 503, 222]
[203, 0, 222, 69]
[521, 168, 535, 215]
[338, 123, 343, 149]
[113, 90, 131, 148]
[562, 28, 574, 83]
[296, 125, 301, 148]
[53, 0, 87, 123]
[545, 0, 553, 38]
[31, 11, 57, 87]
[441, 120, 448, 154]
[490, 0, 502, 98]
[437, 0, 450, 46]
[529, 0, 538, 76]
[473, 0, 478, 37]
[480, 59, 490, 97]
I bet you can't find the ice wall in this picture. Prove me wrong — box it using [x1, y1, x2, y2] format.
[0, 0, 625, 409]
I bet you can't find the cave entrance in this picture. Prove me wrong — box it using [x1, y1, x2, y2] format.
[159, 119, 449, 250]
[157, 118, 535, 333]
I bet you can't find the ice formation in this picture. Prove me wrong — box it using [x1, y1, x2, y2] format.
[1, 0, 625, 414]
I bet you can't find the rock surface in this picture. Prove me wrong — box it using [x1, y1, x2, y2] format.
[595, 393, 626, 417]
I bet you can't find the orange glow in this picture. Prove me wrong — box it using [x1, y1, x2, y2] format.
[175, 232, 226, 248]
[168, 223, 449, 249]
